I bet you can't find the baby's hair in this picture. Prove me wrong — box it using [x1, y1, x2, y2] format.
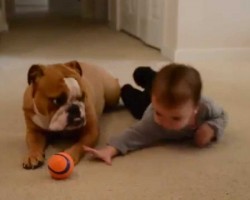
[152, 63, 202, 108]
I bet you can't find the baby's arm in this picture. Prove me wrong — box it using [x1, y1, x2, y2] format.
[195, 97, 228, 147]
[83, 105, 164, 164]
[107, 118, 163, 155]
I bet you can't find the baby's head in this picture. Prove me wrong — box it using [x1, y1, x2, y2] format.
[151, 63, 202, 130]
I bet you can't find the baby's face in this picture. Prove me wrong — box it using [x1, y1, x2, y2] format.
[151, 95, 197, 131]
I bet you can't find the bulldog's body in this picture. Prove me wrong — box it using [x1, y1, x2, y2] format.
[22, 61, 120, 169]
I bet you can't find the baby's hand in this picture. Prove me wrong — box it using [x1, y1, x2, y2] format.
[194, 123, 215, 147]
[83, 145, 118, 165]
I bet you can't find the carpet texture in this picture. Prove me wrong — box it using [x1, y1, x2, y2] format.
[0, 57, 250, 200]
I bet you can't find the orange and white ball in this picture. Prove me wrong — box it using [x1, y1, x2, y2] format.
[47, 152, 74, 179]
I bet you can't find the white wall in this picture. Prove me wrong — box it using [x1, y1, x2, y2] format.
[161, 0, 178, 60]
[177, 0, 250, 49]
[162, 0, 250, 61]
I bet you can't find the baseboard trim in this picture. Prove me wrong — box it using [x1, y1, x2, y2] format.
[161, 46, 175, 62]
[161, 47, 250, 62]
[174, 48, 250, 62]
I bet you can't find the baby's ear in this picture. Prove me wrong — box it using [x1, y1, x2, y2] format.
[27, 64, 44, 85]
[64, 60, 82, 76]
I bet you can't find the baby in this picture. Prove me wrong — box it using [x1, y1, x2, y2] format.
[83, 63, 228, 165]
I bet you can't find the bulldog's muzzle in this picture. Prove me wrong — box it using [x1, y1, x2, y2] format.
[67, 104, 85, 127]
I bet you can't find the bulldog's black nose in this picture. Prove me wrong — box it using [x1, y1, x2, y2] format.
[67, 104, 84, 126]
[67, 104, 80, 117]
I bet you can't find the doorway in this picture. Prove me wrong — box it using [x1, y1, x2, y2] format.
[1, 0, 166, 61]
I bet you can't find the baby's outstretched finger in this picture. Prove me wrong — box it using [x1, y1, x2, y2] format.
[83, 146, 97, 154]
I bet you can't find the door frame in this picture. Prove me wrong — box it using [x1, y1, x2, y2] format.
[0, 0, 8, 31]
[108, 0, 121, 31]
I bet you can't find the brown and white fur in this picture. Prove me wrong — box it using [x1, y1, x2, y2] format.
[22, 61, 120, 169]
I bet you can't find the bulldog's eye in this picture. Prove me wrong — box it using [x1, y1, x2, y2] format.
[52, 93, 67, 106]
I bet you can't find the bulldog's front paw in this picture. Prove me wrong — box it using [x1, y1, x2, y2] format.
[64, 147, 81, 165]
[23, 152, 45, 169]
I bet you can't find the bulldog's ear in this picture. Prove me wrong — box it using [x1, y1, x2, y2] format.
[64, 60, 82, 76]
[27, 64, 44, 85]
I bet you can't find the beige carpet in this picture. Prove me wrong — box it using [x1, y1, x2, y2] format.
[0, 14, 250, 200]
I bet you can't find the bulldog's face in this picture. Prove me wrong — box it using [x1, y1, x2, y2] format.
[28, 61, 87, 131]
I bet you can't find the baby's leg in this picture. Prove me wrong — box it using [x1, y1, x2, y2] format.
[133, 67, 157, 90]
[121, 84, 151, 119]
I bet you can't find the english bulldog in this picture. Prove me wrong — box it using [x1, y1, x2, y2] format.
[22, 61, 120, 169]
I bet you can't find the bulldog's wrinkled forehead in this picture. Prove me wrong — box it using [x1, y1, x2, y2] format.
[64, 78, 82, 101]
